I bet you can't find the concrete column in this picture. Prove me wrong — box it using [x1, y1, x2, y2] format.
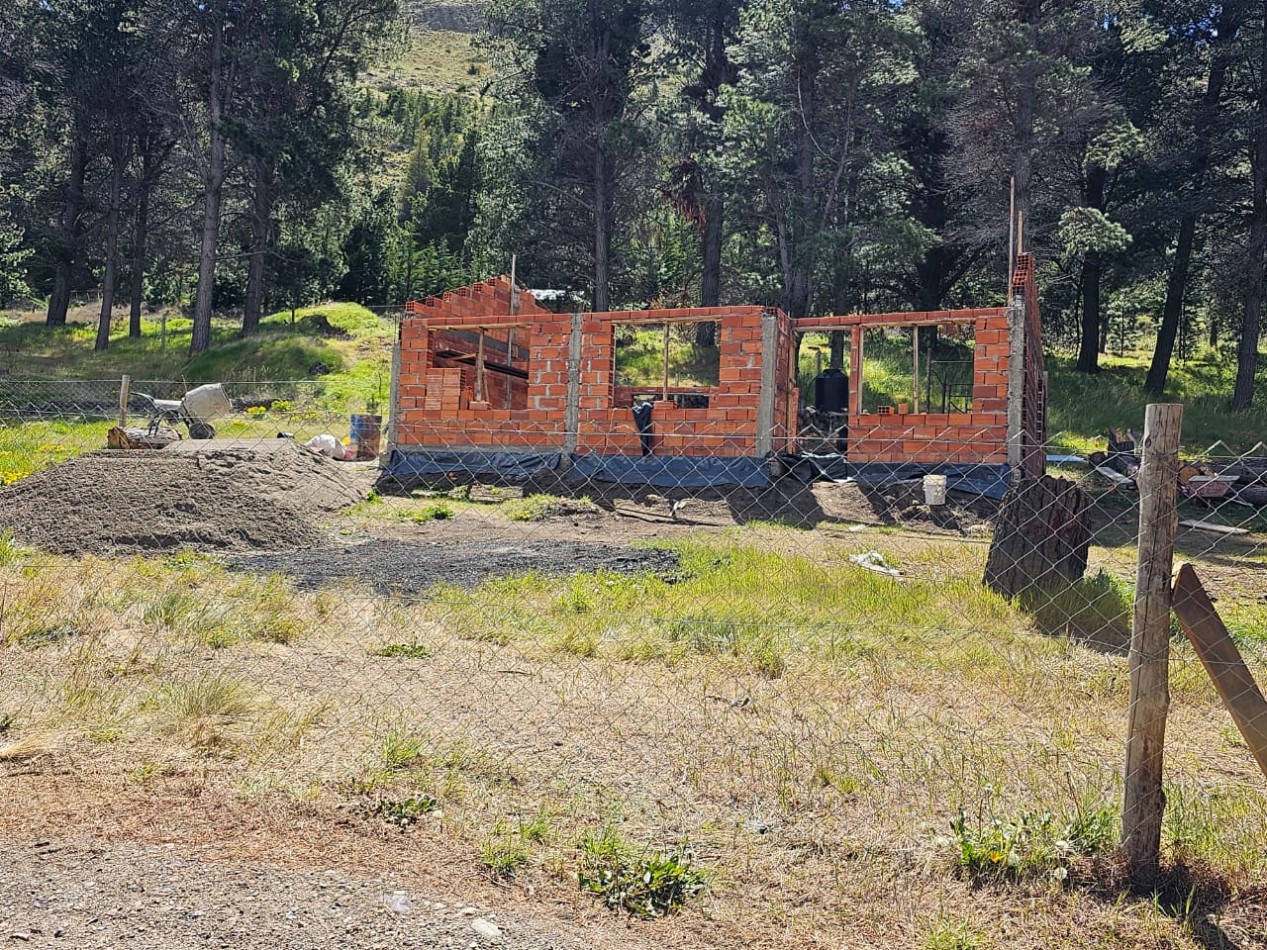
[383, 315, 402, 466]
[756, 309, 779, 457]
[564, 311, 583, 453]
[1006, 297, 1026, 475]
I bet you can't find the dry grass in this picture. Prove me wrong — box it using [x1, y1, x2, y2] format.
[1, 525, 1265, 947]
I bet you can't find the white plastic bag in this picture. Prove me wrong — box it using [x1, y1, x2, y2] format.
[305, 434, 343, 458]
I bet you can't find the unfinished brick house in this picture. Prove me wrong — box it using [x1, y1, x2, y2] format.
[384, 255, 1044, 490]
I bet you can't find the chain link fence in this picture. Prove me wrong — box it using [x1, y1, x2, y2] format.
[1, 383, 1265, 945]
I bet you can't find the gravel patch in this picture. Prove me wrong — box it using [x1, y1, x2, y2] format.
[0, 441, 369, 555]
[226, 539, 680, 594]
[0, 839, 589, 949]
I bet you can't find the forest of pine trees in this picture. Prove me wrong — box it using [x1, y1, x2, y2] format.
[0, 0, 1263, 407]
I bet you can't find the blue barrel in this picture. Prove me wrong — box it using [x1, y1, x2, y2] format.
[349, 414, 382, 459]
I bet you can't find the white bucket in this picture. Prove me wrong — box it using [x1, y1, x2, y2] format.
[923, 474, 948, 506]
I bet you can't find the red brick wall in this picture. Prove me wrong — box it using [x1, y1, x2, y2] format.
[829, 309, 1011, 466]
[835, 255, 1043, 468]
[396, 291, 776, 457]
[396, 265, 1042, 467]
[570, 306, 773, 457]
[1011, 253, 1047, 478]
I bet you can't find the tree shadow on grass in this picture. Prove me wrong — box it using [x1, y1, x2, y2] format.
[1017, 571, 1134, 656]
[1075, 854, 1265, 950]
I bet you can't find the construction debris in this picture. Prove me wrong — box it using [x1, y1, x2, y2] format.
[1179, 519, 1251, 536]
[107, 426, 181, 450]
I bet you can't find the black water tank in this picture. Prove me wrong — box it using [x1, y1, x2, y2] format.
[814, 367, 849, 414]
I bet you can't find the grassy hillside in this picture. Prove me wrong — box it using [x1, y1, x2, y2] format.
[0, 303, 391, 410]
[365, 27, 487, 97]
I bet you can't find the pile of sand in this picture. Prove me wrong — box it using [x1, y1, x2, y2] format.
[0, 440, 369, 555]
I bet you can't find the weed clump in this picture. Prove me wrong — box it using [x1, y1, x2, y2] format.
[408, 502, 452, 523]
[578, 826, 707, 918]
[481, 828, 531, 880]
[947, 804, 1118, 882]
[504, 494, 597, 522]
[369, 793, 439, 829]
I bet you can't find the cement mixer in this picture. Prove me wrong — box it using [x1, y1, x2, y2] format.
[135, 383, 232, 440]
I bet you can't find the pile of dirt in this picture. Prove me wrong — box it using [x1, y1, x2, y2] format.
[0, 441, 370, 555]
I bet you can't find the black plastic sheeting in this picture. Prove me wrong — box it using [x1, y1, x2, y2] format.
[385, 448, 1010, 497]
[567, 453, 771, 488]
[385, 448, 563, 481]
[785, 454, 1011, 499]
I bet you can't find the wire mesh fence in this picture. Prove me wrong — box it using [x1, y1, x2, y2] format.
[1, 382, 1265, 944]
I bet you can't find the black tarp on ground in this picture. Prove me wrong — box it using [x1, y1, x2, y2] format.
[385, 447, 1010, 496]
[785, 454, 1011, 499]
[384, 448, 564, 483]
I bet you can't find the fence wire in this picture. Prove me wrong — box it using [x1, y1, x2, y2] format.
[0, 380, 1265, 945]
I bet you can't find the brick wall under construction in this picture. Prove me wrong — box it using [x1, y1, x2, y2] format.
[392, 255, 1043, 470]
[394, 285, 797, 459]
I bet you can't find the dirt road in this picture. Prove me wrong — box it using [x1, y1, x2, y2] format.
[0, 838, 612, 950]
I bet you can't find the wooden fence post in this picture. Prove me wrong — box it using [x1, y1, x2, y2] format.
[119, 374, 131, 428]
[1121, 402, 1183, 885]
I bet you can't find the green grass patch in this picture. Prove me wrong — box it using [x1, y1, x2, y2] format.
[372, 642, 434, 660]
[0, 419, 113, 484]
[1046, 350, 1267, 454]
[1019, 570, 1133, 650]
[614, 325, 720, 388]
[480, 823, 532, 879]
[0, 302, 390, 414]
[424, 537, 1039, 678]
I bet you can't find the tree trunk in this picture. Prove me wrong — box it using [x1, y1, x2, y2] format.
[1075, 164, 1108, 373]
[1076, 252, 1102, 373]
[1232, 11, 1266, 412]
[700, 194, 724, 308]
[1011, 4, 1041, 236]
[783, 38, 818, 319]
[190, 16, 227, 357]
[829, 331, 845, 370]
[129, 144, 154, 338]
[95, 143, 126, 353]
[593, 144, 611, 313]
[1145, 5, 1240, 395]
[47, 134, 88, 328]
[984, 475, 1091, 599]
[692, 196, 723, 347]
[1146, 213, 1196, 395]
[242, 158, 273, 334]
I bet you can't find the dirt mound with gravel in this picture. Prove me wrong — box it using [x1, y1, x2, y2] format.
[228, 538, 680, 595]
[0, 441, 369, 555]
